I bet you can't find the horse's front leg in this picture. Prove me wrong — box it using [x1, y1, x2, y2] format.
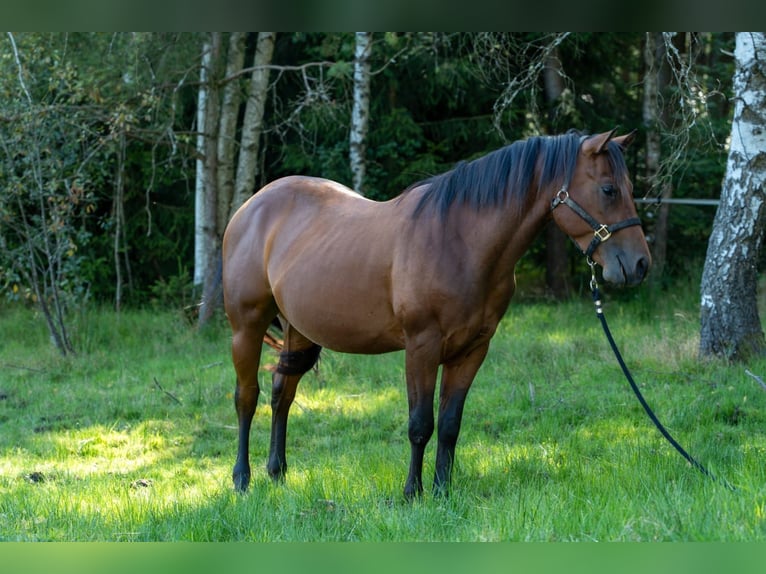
[403, 337, 440, 499]
[433, 342, 489, 495]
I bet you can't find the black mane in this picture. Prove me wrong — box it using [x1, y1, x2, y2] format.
[405, 131, 628, 220]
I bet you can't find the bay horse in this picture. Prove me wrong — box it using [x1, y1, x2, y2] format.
[222, 129, 650, 498]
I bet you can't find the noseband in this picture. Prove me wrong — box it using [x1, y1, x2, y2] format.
[550, 186, 642, 258]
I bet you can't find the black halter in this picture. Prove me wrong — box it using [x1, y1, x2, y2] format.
[550, 186, 642, 258]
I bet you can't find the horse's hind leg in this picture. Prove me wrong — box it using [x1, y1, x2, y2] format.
[267, 322, 322, 481]
[230, 307, 277, 492]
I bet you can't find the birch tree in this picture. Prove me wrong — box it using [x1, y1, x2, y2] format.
[197, 33, 223, 325]
[350, 32, 372, 193]
[699, 32, 766, 361]
[194, 35, 218, 289]
[231, 31, 276, 217]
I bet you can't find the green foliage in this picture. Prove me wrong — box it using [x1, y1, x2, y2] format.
[2, 281, 766, 540]
[0, 32, 737, 322]
[0, 33, 200, 317]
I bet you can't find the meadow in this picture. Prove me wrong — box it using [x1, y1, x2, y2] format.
[2, 275, 766, 542]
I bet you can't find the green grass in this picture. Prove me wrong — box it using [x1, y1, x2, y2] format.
[2, 283, 766, 541]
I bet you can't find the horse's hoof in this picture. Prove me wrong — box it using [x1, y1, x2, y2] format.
[403, 483, 423, 501]
[232, 469, 250, 493]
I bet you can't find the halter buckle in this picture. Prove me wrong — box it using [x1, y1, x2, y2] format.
[594, 224, 611, 242]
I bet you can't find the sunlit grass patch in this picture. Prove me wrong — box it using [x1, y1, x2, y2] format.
[3, 288, 766, 540]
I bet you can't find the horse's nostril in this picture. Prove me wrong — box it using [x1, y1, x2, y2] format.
[636, 256, 649, 281]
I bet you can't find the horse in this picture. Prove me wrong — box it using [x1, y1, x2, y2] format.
[222, 129, 651, 498]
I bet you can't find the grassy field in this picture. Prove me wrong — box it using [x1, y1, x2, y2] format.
[2, 278, 766, 541]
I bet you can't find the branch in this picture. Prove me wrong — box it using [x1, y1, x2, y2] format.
[6, 33, 33, 105]
[153, 377, 182, 404]
[221, 60, 337, 85]
[745, 369, 766, 392]
[1, 362, 46, 373]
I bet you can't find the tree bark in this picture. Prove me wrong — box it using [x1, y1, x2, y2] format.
[197, 33, 276, 326]
[231, 32, 276, 218]
[197, 33, 223, 326]
[194, 37, 212, 288]
[216, 32, 246, 236]
[699, 32, 766, 361]
[642, 32, 674, 283]
[543, 48, 571, 298]
[350, 32, 372, 194]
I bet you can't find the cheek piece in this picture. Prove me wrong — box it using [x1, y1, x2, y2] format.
[550, 186, 642, 258]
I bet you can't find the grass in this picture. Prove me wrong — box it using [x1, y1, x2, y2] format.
[2, 280, 766, 541]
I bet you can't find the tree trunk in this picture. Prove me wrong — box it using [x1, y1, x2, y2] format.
[699, 32, 766, 361]
[231, 32, 276, 218]
[216, 32, 246, 236]
[642, 32, 670, 282]
[350, 32, 372, 194]
[543, 48, 571, 298]
[197, 33, 276, 326]
[197, 33, 223, 326]
[194, 37, 212, 288]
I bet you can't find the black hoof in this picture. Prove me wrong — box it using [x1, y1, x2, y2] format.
[232, 467, 250, 493]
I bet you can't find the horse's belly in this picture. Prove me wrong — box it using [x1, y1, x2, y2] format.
[273, 276, 405, 354]
[287, 303, 404, 354]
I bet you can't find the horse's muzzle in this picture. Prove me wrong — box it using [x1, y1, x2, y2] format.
[603, 252, 650, 287]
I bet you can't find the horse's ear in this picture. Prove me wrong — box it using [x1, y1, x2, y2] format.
[611, 129, 637, 150]
[582, 128, 618, 155]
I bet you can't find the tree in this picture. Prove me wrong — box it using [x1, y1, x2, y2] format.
[232, 32, 276, 216]
[642, 32, 672, 282]
[350, 32, 372, 193]
[0, 33, 114, 354]
[699, 32, 766, 361]
[1, 33, 196, 349]
[542, 45, 572, 298]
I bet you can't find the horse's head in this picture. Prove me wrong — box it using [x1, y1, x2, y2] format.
[551, 129, 651, 286]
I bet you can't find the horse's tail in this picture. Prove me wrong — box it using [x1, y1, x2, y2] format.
[264, 317, 284, 351]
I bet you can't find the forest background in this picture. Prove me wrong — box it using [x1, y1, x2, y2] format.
[0, 32, 736, 350]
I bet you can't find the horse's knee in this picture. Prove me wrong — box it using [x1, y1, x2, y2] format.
[408, 411, 434, 446]
[234, 380, 260, 416]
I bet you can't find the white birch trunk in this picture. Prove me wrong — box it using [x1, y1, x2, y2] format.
[350, 32, 372, 194]
[699, 32, 766, 360]
[231, 32, 275, 218]
[193, 38, 211, 287]
[197, 33, 223, 325]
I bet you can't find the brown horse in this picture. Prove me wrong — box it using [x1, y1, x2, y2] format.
[222, 129, 650, 497]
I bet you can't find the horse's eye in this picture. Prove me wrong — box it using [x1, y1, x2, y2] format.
[601, 184, 617, 197]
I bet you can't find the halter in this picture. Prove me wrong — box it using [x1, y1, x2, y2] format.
[550, 185, 642, 258]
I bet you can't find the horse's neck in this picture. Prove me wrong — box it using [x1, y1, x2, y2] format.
[467, 194, 552, 271]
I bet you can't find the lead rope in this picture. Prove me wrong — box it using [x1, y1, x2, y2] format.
[587, 258, 735, 491]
